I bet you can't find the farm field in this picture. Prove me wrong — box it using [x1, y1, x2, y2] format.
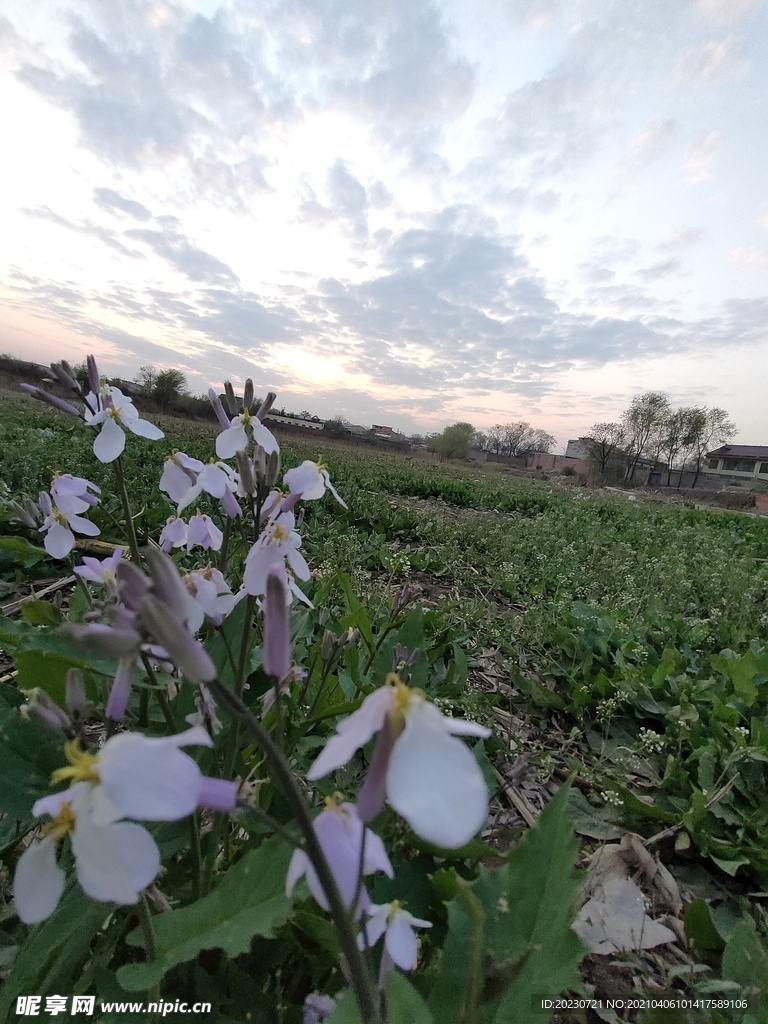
[1, 388, 768, 1021]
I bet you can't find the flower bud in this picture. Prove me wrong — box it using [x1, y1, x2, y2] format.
[24, 498, 40, 522]
[23, 688, 70, 733]
[265, 450, 281, 488]
[224, 380, 238, 415]
[208, 388, 231, 430]
[50, 361, 79, 391]
[86, 355, 100, 395]
[243, 378, 254, 411]
[256, 391, 276, 422]
[341, 628, 359, 650]
[9, 500, 38, 529]
[20, 384, 81, 419]
[138, 595, 216, 683]
[263, 568, 290, 680]
[321, 630, 336, 661]
[65, 668, 91, 720]
[235, 450, 256, 496]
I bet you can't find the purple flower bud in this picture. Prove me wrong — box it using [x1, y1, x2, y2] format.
[208, 388, 231, 430]
[86, 355, 100, 395]
[138, 595, 216, 683]
[65, 668, 91, 720]
[24, 689, 71, 733]
[64, 623, 142, 657]
[144, 546, 190, 611]
[9, 500, 38, 529]
[224, 381, 238, 415]
[235, 450, 256, 496]
[357, 717, 396, 823]
[49, 362, 79, 390]
[263, 568, 290, 680]
[265, 450, 281, 488]
[116, 562, 152, 612]
[20, 384, 81, 419]
[24, 498, 40, 522]
[256, 391, 276, 422]
[106, 656, 136, 721]
[198, 776, 238, 812]
[220, 486, 242, 519]
[321, 630, 336, 661]
[243, 378, 254, 411]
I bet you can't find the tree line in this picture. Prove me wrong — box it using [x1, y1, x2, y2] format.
[427, 420, 556, 461]
[585, 392, 736, 486]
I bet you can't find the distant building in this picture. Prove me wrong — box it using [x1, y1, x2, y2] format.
[565, 438, 591, 460]
[372, 424, 394, 436]
[264, 412, 324, 430]
[704, 445, 768, 485]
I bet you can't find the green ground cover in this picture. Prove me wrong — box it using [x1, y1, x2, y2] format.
[2, 390, 768, 1021]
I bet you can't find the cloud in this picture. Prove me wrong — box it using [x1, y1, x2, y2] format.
[93, 188, 152, 221]
[298, 160, 370, 243]
[634, 259, 683, 281]
[696, 0, 757, 24]
[613, 119, 677, 185]
[683, 130, 719, 183]
[727, 246, 767, 264]
[21, 205, 144, 258]
[657, 225, 707, 250]
[124, 224, 239, 284]
[674, 34, 742, 81]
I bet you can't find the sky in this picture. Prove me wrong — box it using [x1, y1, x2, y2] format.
[0, 0, 766, 444]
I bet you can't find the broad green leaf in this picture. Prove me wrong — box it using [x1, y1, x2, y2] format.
[684, 900, 725, 953]
[0, 691, 66, 819]
[20, 599, 62, 626]
[479, 783, 584, 1024]
[565, 788, 623, 841]
[117, 838, 294, 990]
[0, 879, 108, 1021]
[721, 918, 768, 1023]
[0, 535, 48, 567]
[429, 879, 485, 1023]
[327, 990, 363, 1024]
[385, 971, 433, 1023]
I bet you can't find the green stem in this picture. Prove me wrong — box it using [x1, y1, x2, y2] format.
[218, 517, 232, 574]
[189, 812, 202, 902]
[138, 894, 161, 1013]
[207, 677, 380, 1024]
[140, 653, 177, 733]
[113, 456, 142, 567]
[237, 800, 302, 849]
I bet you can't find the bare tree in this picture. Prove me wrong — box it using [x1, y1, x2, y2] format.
[660, 408, 698, 485]
[688, 407, 736, 487]
[137, 365, 157, 394]
[622, 392, 671, 480]
[585, 422, 626, 477]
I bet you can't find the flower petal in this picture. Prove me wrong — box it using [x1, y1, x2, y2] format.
[386, 707, 489, 848]
[126, 416, 164, 440]
[14, 837, 65, 923]
[386, 913, 418, 970]
[44, 520, 75, 559]
[93, 416, 125, 463]
[216, 421, 248, 459]
[306, 687, 392, 780]
[286, 849, 307, 896]
[66, 514, 100, 537]
[97, 732, 203, 821]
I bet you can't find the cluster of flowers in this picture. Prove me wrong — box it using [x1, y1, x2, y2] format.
[16, 359, 494, 990]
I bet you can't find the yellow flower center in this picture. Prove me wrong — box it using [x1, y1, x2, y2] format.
[52, 509, 68, 526]
[273, 523, 290, 541]
[107, 407, 122, 424]
[385, 673, 424, 732]
[387, 899, 401, 923]
[42, 801, 76, 843]
[50, 740, 100, 786]
[242, 408, 251, 426]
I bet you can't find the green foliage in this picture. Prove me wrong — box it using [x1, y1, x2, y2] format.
[428, 422, 475, 461]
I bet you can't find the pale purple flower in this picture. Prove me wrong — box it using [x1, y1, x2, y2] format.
[359, 901, 432, 979]
[243, 512, 310, 604]
[39, 489, 100, 559]
[283, 460, 347, 509]
[303, 994, 337, 1024]
[159, 516, 188, 552]
[186, 513, 223, 552]
[307, 675, 491, 849]
[84, 385, 164, 463]
[286, 800, 393, 916]
[74, 547, 122, 589]
[177, 462, 236, 514]
[216, 408, 278, 460]
[50, 474, 100, 515]
[159, 452, 204, 504]
[14, 782, 161, 923]
[183, 566, 238, 630]
[185, 682, 223, 735]
[48, 726, 238, 826]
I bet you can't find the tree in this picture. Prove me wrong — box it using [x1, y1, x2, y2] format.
[487, 421, 556, 457]
[621, 391, 671, 480]
[428, 422, 475, 460]
[660, 408, 699, 486]
[322, 417, 349, 439]
[137, 365, 157, 394]
[585, 422, 626, 477]
[687, 407, 736, 487]
[152, 368, 187, 412]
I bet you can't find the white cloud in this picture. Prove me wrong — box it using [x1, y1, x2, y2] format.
[674, 34, 742, 81]
[683, 130, 719, 183]
[613, 119, 677, 185]
[727, 246, 767, 264]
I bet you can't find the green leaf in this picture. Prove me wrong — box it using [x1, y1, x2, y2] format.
[0, 691, 66, 819]
[722, 918, 768, 1023]
[0, 879, 108, 1021]
[117, 838, 294, 991]
[385, 971, 434, 1023]
[429, 878, 485, 1023]
[482, 782, 584, 1024]
[684, 900, 726, 953]
[327, 990, 363, 1024]
[565, 788, 623, 841]
[0, 535, 48, 567]
[20, 599, 62, 626]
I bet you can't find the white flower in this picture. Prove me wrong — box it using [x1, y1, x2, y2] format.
[283, 460, 347, 508]
[84, 385, 164, 463]
[49, 726, 236, 826]
[359, 900, 432, 975]
[159, 516, 188, 552]
[14, 782, 160, 923]
[286, 799, 393, 916]
[186, 513, 223, 552]
[39, 489, 100, 559]
[74, 547, 122, 587]
[50, 474, 100, 515]
[159, 452, 204, 504]
[183, 566, 238, 630]
[216, 408, 278, 460]
[243, 512, 311, 604]
[307, 675, 491, 849]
